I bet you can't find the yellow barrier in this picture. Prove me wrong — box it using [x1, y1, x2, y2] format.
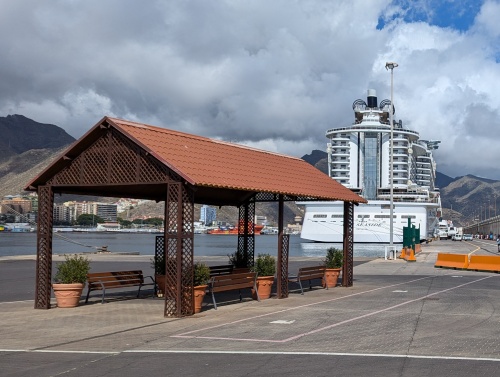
[467, 255, 500, 272]
[434, 253, 469, 269]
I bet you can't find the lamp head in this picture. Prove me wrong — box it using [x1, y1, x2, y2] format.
[385, 62, 398, 70]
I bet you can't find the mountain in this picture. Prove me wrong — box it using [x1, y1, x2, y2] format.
[0, 115, 75, 159]
[301, 150, 328, 174]
[2, 114, 499, 229]
[0, 115, 76, 198]
[440, 175, 500, 226]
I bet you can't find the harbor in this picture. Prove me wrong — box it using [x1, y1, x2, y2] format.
[0, 231, 390, 259]
[2, 239, 500, 376]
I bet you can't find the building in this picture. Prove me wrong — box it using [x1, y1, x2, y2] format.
[200, 205, 216, 226]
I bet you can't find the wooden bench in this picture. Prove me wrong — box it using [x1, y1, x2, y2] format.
[209, 271, 259, 309]
[85, 270, 155, 304]
[288, 266, 326, 294]
[209, 264, 234, 277]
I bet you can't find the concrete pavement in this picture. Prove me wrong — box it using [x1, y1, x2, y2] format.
[2, 239, 500, 376]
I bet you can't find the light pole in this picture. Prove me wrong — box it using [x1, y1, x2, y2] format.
[386, 62, 398, 246]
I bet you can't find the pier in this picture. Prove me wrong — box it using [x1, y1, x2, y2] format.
[463, 215, 500, 237]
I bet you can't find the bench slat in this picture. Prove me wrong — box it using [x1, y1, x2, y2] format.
[288, 266, 326, 295]
[209, 265, 234, 277]
[209, 272, 258, 309]
[85, 270, 154, 304]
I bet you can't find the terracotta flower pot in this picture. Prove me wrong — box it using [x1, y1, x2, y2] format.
[155, 274, 166, 297]
[323, 268, 341, 288]
[52, 283, 84, 308]
[252, 276, 274, 300]
[193, 285, 208, 313]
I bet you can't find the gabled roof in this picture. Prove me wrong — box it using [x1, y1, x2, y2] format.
[26, 116, 366, 205]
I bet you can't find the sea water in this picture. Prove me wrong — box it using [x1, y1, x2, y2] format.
[0, 232, 388, 258]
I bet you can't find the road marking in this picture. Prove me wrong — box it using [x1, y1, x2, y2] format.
[270, 320, 295, 324]
[122, 349, 500, 362]
[172, 275, 436, 339]
[3, 348, 500, 362]
[392, 290, 407, 293]
[173, 275, 494, 344]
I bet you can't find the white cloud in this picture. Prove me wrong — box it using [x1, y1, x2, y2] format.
[0, 0, 499, 179]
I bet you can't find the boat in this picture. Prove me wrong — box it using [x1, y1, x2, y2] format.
[298, 89, 441, 243]
[207, 222, 264, 235]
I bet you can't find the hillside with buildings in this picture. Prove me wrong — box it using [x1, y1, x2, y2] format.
[3, 115, 500, 230]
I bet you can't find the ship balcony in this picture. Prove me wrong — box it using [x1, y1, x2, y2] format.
[332, 176, 350, 182]
[331, 141, 350, 147]
[393, 168, 408, 174]
[417, 179, 431, 184]
[331, 156, 349, 161]
[330, 136, 350, 141]
[331, 167, 350, 172]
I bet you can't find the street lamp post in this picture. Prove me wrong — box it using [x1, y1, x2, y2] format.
[386, 62, 398, 246]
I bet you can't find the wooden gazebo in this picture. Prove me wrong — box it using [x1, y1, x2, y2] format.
[26, 116, 366, 317]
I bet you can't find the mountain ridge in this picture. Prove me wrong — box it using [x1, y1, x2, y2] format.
[1, 114, 499, 227]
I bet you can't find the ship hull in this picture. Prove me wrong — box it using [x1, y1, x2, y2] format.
[299, 201, 440, 243]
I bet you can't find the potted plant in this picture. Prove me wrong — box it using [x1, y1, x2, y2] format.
[251, 253, 276, 300]
[193, 261, 211, 313]
[227, 249, 250, 273]
[323, 247, 343, 288]
[53, 254, 91, 308]
[152, 255, 166, 297]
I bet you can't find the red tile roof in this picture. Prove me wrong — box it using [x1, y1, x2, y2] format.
[108, 117, 366, 203]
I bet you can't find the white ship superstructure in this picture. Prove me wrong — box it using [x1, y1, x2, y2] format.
[299, 89, 441, 243]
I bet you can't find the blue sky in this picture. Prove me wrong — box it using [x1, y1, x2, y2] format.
[0, 0, 500, 179]
[378, 0, 483, 31]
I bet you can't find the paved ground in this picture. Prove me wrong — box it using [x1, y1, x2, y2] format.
[2, 239, 500, 376]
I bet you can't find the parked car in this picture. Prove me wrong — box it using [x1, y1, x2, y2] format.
[463, 234, 473, 241]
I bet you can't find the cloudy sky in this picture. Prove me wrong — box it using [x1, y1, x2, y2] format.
[1, 0, 499, 179]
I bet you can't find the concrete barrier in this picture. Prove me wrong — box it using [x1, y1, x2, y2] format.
[467, 255, 500, 272]
[434, 253, 469, 269]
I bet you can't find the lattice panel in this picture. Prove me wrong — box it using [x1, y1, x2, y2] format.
[48, 128, 172, 186]
[182, 187, 194, 233]
[165, 184, 180, 235]
[277, 234, 289, 298]
[48, 159, 82, 185]
[164, 237, 178, 315]
[164, 183, 195, 317]
[35, 186, 54, 309]
[237, 201, 255, 268]
[82, 137, 109, 184]
[154, 236, 165, 275]
[255, 192, 277, 202]
[342, 202, 354, 287]
[110, 132, 140, 183]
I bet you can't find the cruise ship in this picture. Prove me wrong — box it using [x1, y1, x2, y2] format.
[299, 89, 441, 243]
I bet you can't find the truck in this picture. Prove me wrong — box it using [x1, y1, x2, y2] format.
[452, 227, 463, 241]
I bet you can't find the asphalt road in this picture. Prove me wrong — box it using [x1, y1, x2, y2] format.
[2, 242, 500, 377]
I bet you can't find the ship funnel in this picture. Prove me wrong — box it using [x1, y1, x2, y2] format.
[367, 89, 377, 108]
